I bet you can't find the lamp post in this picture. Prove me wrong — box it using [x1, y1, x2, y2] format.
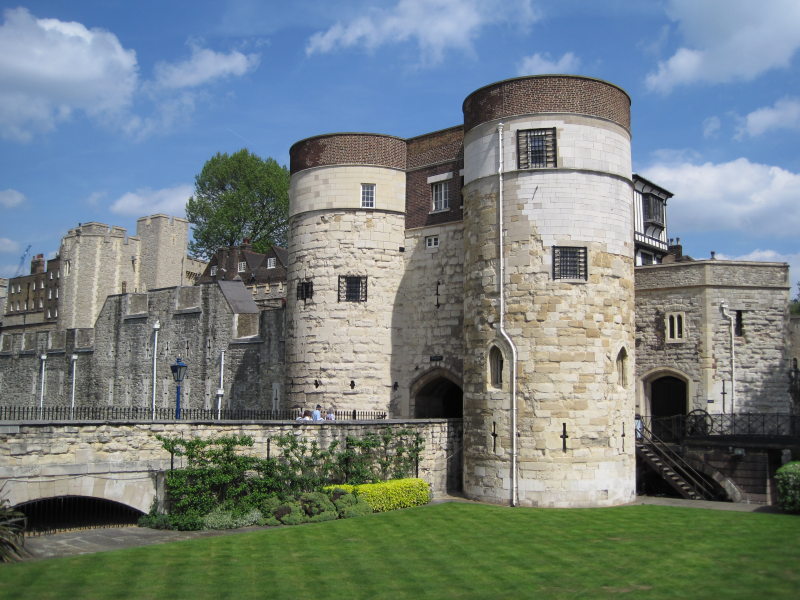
[170, 357, 188, 420]
[70, 354, 78, 420]
[151, 320, 160, 420]
[38, 353, 47, 419]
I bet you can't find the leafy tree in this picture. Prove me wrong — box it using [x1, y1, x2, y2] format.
[186, 149, 289, 259]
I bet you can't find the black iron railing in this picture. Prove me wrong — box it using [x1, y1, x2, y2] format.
[647, 412, 800, 441]
[0, 405, 388, 422]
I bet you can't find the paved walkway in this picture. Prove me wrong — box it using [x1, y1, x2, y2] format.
[20, 496, 785, 561]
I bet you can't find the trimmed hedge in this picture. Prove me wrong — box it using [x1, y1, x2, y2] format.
[775, 461, 800, 513]
[326, 478, 430, 513]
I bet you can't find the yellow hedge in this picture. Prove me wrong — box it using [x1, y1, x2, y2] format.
[324, 479, 430, 513]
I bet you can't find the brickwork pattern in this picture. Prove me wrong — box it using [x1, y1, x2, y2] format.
[290, 133, 407, 174]
[463, 75, 631, 133]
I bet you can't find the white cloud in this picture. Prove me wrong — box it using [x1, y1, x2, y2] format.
[736, 97, 800, 138]
[109, 184, 193, 217]
[0, 7, 138, 141]
[646, 0, 800, 92]
[702, 116, 720, 138]
[640, 157, 800, 237]
[0, 188, 25, 208]
[517, 52, 580, 76]
[306, 0, 539, 64]
[0, 237, 19, 253]
[153, 44, 259, 89]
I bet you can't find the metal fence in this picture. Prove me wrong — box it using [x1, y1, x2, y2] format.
[648, 412, 800, 442]
[0, 405, 388, 422]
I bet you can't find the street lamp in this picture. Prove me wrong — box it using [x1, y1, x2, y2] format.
[38, 353, 47, 419]
[170, 357, 188, 420]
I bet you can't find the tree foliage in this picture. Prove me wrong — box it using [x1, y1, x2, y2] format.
[185, 149, 289, 260]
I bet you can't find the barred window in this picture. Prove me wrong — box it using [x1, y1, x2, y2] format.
[432, 181, 449, 212]
[361, 183, 375, 208]
[518, 128, 557, 169]
[238, 261, 246, 273]
[338, 275, 367, 302]
[552, 246, 587, 280]
[210, 265, 217, 276]
[297, 280, 313, 302]
[266, 257, 276, 269]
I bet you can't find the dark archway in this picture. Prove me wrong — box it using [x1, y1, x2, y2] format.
[414, 377, 463, 418]
[650, 375, 687, 441]
[16, 496, 144, 535]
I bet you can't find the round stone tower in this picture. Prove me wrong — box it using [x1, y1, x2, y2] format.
[286, 133, 407, 413]
[461, 75, 636, 507]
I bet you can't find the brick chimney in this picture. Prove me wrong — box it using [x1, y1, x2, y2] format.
[30, 254, 45, 274]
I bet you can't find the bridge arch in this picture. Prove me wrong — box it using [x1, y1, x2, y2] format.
[3, 473, 157, 515]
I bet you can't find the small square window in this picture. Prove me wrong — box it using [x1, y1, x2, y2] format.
[432, 182, 449, 212]
[518, 128, 557, 169]
[238, 261, 247, 273]
[338, 275, 367, 302]
[267, 257, 276, 269]
[361, 183, 375, 208]
[426, 235, 439, 248]
[552, 246, 587, 280]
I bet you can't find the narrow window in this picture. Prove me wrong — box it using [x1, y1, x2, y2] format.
[665, 312, 686, 342]
[297, 280, 314, 301]
[518, 128, 557, 169]
[267, 257, 276, 269]
[361, 183, 375, 208]
[552, 246, 587, 280]
[489, 346, 504, 388]
[735, 311, 744, 337]
[238, 261, 246, 273]
[432, 181, 449, 212]
[426, 235, 439, 248]
[121, 281, 127, 294]
[338, 275, 367, 302]
[210, 265, 218, 276]
[616, 348, 628, 387]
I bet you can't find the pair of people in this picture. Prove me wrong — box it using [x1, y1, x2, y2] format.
[297, 405, 335, 421]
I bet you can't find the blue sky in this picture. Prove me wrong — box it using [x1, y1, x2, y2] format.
[1, 0, 799, 293]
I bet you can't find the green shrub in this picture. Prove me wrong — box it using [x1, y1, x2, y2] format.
[775, 461, 800, 513]
[138, 513, 172, 530]
[273, 502, 308, 526]
[203, 508, 264, 530]
[340, 500, 373, 519]
[169, 512, 205, 531]
[299, 492, 336, 516]
[353, 478, 430, 513]
[0, 500, 27, 562]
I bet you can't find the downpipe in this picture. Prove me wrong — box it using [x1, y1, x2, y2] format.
[719, 302, 735, 413]
[497, 123, 520, 506]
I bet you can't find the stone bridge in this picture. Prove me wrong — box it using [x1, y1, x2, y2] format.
[0, 420, 462, 513]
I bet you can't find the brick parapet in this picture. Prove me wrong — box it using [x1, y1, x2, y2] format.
[290, 133, 407, 174]
[462, 75, 631, 133]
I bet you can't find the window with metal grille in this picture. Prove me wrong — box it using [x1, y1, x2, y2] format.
[338, 275, 367, 302]
[432, 181, 449, 211]
[297, 280, 313, 301]
[361, 183, 375, 208]
[266, 257, 276, 269]
[238, 261, 246, 273]
[552, 246, 587, 280]
[210, 265, 217, 276]
[518, 128, 557, 169]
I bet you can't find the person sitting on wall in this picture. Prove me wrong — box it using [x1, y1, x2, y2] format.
[312, 404, 323, 421]
[297, 410, 312, 421]
[325, 407, 336, 421]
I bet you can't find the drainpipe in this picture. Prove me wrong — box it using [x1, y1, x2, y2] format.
[719, 302, 735, 414]
[497, 123, 519, 507]
[151, 320, 160, 419]
[70, 354, 78, 420]
[216, 350, 225, 420]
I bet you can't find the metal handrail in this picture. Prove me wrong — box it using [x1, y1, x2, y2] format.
[638, 424, 717, 500]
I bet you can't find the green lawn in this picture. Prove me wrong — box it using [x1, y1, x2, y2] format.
[1, 503, 798, 599]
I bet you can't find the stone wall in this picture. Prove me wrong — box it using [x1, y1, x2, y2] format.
[635, 260, 791, 413]
[0, 282, 286, 412]
[0, 419, 462, 512]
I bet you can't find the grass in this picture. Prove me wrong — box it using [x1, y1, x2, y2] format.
[1, 502, 799, 599]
